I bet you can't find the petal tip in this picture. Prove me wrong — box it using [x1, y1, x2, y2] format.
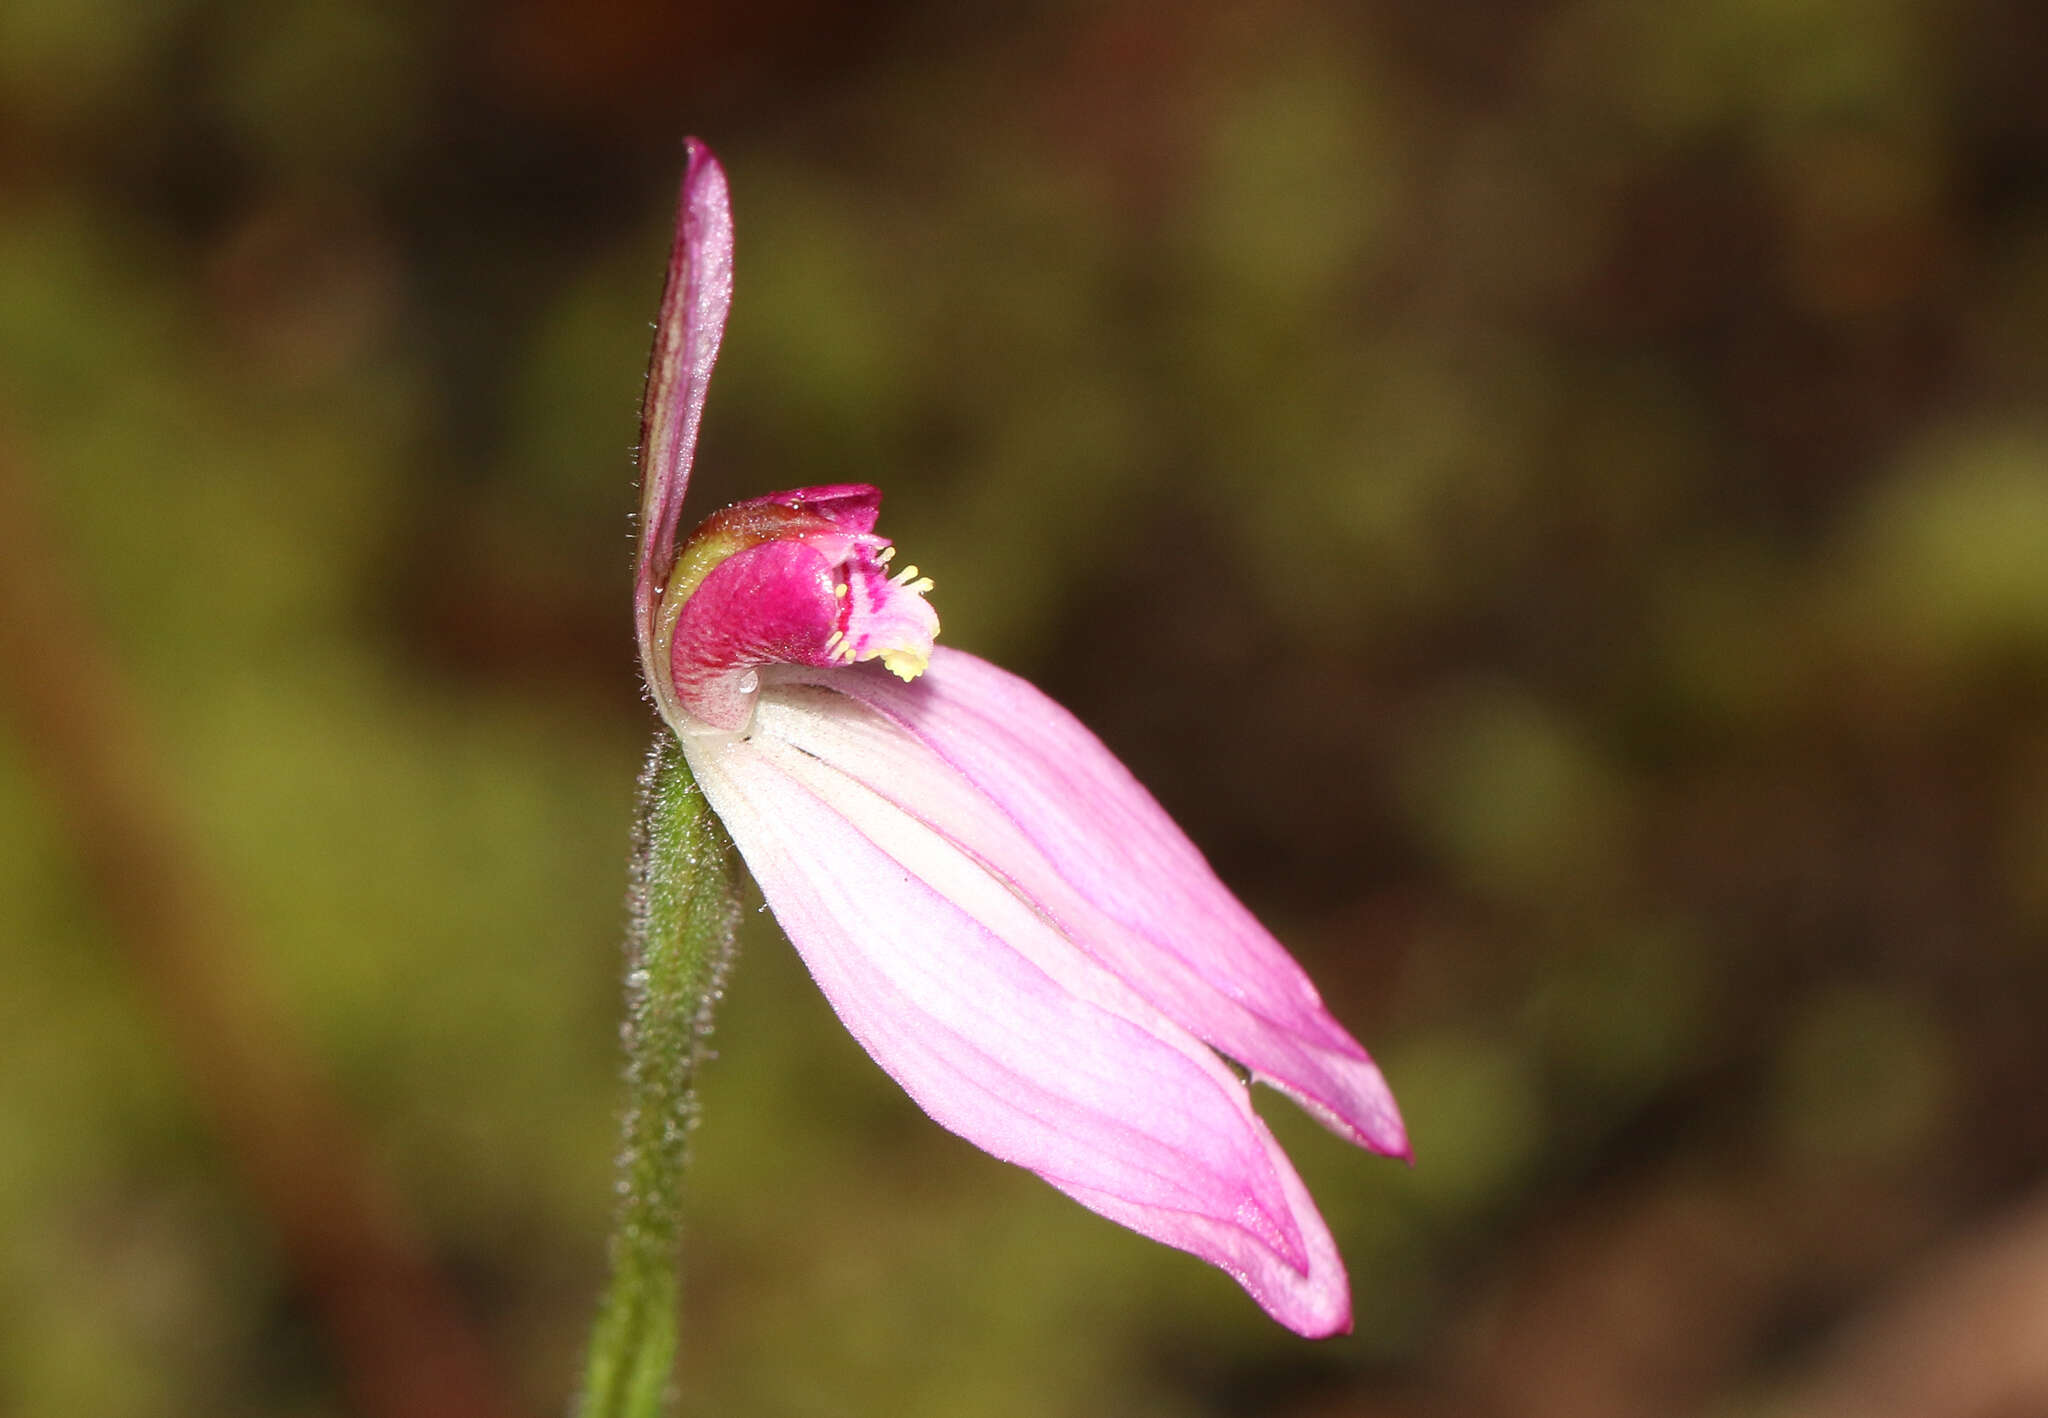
[1368, 1107, 1415, 1165]
[1295, 1300, 1355, 1341]
[681, 139, 731, 239]
[1255, 1262, 1353, 1339]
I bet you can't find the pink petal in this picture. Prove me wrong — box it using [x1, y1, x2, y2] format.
[681, 723, 1353, 1336]
[636, 139, 734, 684]
[775, 650, 1410, 1160]
[668, 536, 939, 730]
[669, 540, 838, 730]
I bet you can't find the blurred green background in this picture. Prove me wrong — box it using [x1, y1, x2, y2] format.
[4, 1, 2048, 1415]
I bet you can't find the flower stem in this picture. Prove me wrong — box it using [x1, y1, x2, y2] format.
[577, 737, 741, 1418]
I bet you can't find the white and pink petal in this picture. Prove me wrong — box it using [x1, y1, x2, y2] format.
[775, 651, 1410, 1160]
[681, 724, 1353, 1336]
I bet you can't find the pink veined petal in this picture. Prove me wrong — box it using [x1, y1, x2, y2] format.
[776, 650, 1410, 1161]
[668, 537, 939, 730]
[1051, 1146, 1347, 1337]
[635, 139, 734, 688]
[681, 723, 1352, 1337]
[669, 540, 838, 730]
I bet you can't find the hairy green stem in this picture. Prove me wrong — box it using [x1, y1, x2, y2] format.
[576, 737, 742, 1418]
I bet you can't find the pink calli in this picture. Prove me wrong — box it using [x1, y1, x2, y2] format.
[632, 139, 1407, 1338]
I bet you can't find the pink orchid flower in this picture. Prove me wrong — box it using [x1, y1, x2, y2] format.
[634, 140, 1408, 1338]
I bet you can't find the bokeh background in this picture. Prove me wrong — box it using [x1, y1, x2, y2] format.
[6, 1, 2048, 1415]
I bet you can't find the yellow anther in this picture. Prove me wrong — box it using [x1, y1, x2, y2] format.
[878, 645, 930, 680]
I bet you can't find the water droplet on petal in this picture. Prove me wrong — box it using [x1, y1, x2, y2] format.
[737, 668, 759, 694]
